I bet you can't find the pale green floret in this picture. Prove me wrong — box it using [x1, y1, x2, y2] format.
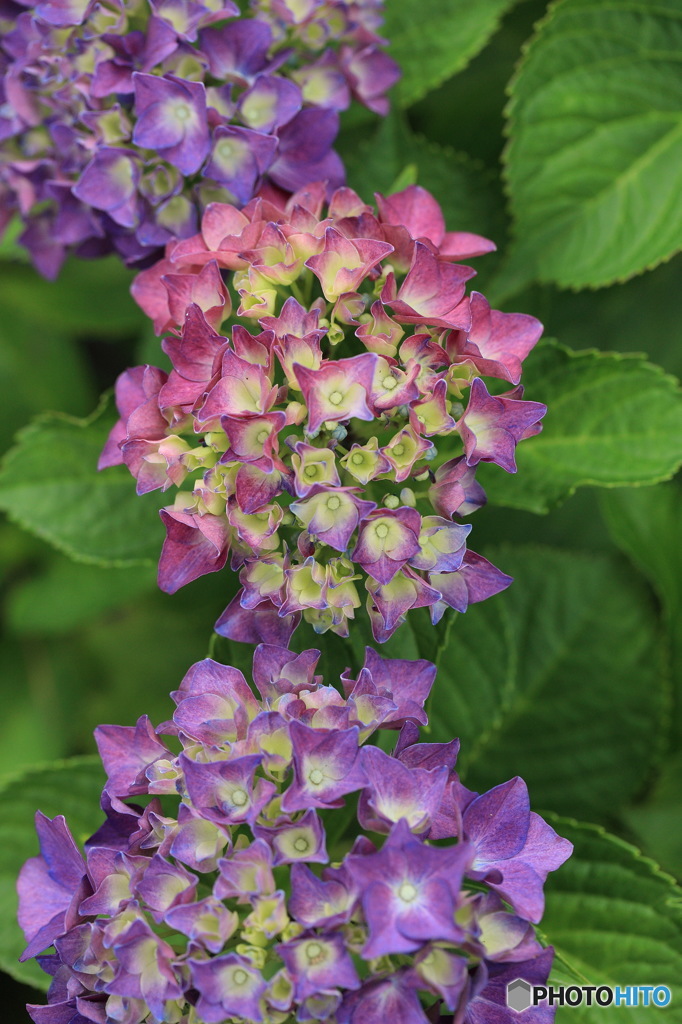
[173, 102, 191, 122]
[398, 881, 418, 903]
[305, 940, 327, 964]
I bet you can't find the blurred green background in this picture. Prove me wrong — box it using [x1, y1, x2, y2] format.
[1, 0, 681, 1018]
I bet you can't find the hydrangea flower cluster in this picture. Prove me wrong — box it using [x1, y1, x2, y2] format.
[102, 182, 546, 643]
[0, 0, 399, 276]
[18, 645, 572, 1024]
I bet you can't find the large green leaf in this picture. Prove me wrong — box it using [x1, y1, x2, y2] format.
[7, 558, 156, 635]
[430, 545, 667, 820]
[0, 313, 93, 457]
[600, 480, 682, 625]
[517, 258, 682, 380]
[386, 0, 516, 107]
[0, 257, 143, 337]
[504, 0, 682, 289]
[600, 479, 682, 742]
[479, 342, 682, 513]
[621, 753, 682, 882]
[0, 641, 67, 780]
[0, 757, 105, 990]
[543, 818, 682, 1022]
[0, 402, 166, 566]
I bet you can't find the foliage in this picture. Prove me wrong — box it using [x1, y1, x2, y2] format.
[543, 819, 682, 1023]
[504, 0, 682, 290]
[1, 0, 681, 1017]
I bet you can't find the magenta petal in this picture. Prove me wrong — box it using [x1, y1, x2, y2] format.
[457, 377, 547, 473]
[158, 509, 229, 593]
[393, 242, 474, 321]
[430, 550, 513, 617]
[94, 715, 169, 797]
[17, 814, 87, 960]
[337, 972, 430, 1024]
[215, 594, 300, 646]
[376, 185, 445, 246]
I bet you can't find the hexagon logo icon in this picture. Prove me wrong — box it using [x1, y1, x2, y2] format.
[507, 979, 532, 1012]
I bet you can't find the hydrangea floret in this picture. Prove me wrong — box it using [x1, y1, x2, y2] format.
[101, 183, 546, 643]
[0, 0, 399, 276]
[18, 645, 572, 1024]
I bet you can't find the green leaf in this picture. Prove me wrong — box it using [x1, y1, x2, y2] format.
[0, 641, 67, 780]
[600, 479, 682, 741]
[386, 0, 516, 107]
[479, 342, 682, 513]
[542, 818, 682, 1022]
[621, 753, 682, 881]
[0, 313, 93, 457]
[0, 257, 144, 337]
[0, 219, 29, 263]
[0, 400, 167, 567]
[0, 757, 105, 990]
[496, 256, 682, 377]
[432, 545, 667, 820]
[504, 0, 682, 289]
[600, 480, 682, 622]
[7, 557, 156, 635]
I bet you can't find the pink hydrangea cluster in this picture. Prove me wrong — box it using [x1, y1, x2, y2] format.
[102, 182, 546, 643]
[18, 645, 571, 1024]
[0, 0, 398, 275]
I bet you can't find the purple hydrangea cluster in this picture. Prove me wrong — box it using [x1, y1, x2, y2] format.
[101, 182, 545, 644]
[18, 645, 571, 1024]
[0, 0, 399, 277]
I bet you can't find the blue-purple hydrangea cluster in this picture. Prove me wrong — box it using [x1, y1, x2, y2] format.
[0, 0, 399, 277]
[19, 645, 571, 1024]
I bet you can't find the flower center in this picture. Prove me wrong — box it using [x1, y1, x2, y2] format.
[305, 941, 325, 964]
[351, 451, 365, 465]
[304, 464, 319, 478]
[328, 390, 344, 406]
[257, 429, 269, 443]
[326, 496, 341, 510]
[294, 836, 310, 852]
[398, 881, 418, 903]
[231, 788, 248, 807]
[216, 138, 237, 160]
[174, 103, 191, 122]
[308, 768, 324, 785]
[392, 443, 405, 457]
[233, 968, 249, 986]
[375, 523, 389, 539]
[382, 375, 398, 390]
